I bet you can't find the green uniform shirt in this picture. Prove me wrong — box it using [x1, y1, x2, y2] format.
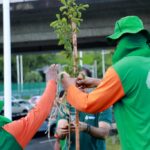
[57, 104, 112, 150]
[65, 34, 150, 150]
[113, 56, 150, 150]
[0, 127, 22, 150]
[0, 116, 22, 150]
[112, 33, 150, 150]
[0, 102, 22, 150]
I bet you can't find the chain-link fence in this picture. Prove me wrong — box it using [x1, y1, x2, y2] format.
[0, 82, 46, 98]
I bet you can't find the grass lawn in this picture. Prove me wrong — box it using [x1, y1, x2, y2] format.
[106, 135, 121, 150]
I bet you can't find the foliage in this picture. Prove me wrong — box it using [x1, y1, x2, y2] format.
[83, 51, 112, 78]
[0, 54, 58, 83]
[63, 64, 82, 76]
[106, 135, 120, 150]
[0, 55, 17, 83]
[0, 50, 112, 83]
[50, 0, 89, 59]
[24, 71, 42, 83]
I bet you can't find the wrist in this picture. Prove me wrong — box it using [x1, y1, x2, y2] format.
[86, 124, 91, 133]
[94, 79, 101, 86]
[55, 132, 66, 140]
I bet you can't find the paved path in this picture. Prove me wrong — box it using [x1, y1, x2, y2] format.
[25, 133, 56, 150]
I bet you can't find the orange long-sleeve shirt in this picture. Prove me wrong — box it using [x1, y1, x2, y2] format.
[66, 67, 125, 113]
[3, 80, 57, 149]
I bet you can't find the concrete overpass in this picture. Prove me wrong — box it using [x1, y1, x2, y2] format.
[0, 0, 150, 54]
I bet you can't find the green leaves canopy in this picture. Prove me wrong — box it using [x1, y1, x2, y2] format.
[50, 0, 89, 58]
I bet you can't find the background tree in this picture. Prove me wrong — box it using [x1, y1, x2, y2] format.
[24, 71, 42, 83]
[0, 50, 112, 84]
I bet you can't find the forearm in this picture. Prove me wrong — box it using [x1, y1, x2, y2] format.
[3, 80, 57, 148]
[92, 78, 101, 87]
[84, 124, 109, 139]
[34, 80, 57, 121]
[67, 85, 112, 113]
[67, 67, 125, 113]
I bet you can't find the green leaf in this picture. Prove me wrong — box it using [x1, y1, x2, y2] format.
[78, 12, 81, 18]
[50, 21, 58, 27]
[50, 0, 89, 63]
[60, 0, 67, 6]
[60, 6, 67, 12]
[56, 14, 60, 19]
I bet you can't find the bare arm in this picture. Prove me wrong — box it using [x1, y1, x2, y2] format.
[55, 119, 69, 139]
[56, 119, 110, 140]
[77, 77, 101, 88]
[79, 121, 110, 139]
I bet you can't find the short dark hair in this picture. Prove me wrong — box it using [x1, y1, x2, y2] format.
[82, 67, 92, 77]
[59, 90, 65, 98]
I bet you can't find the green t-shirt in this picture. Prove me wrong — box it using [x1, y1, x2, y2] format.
[0, 127, 22, 150]
[0, 116, 22, 150]
[113, 56, 150, 150]
[57, 104, 112, 150]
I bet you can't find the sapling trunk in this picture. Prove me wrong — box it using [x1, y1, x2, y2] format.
[71, 21, 80, 150]
[50, 1, 89, 149]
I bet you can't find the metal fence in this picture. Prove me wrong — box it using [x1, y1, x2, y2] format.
[0, 82, 46, 98]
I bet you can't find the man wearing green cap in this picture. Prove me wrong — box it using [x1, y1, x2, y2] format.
[0, 64, 58, 150]
[61, 16, 150, 150]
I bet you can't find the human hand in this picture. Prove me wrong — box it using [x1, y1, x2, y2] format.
[79, 122, 88, 132]
[56, 119, 69, 138]
[46, 64, 59, 82]
[70, 121, 87, 132]
[61, 73, 76, 90]
[76, 77, 101, 88]
[56, 121, 76, 138]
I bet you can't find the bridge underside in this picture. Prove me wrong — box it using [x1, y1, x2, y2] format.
[0, 0, 150, 54]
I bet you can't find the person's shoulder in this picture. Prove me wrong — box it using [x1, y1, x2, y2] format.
[112, 56, 142, 74]
[0, 116, 12, 127]
[100, 107, 112, 116]
[98, 108, 112, 124]
[113, 56, 139, 68]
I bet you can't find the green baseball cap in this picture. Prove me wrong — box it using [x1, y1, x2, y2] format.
[107, 16, 150, 42]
